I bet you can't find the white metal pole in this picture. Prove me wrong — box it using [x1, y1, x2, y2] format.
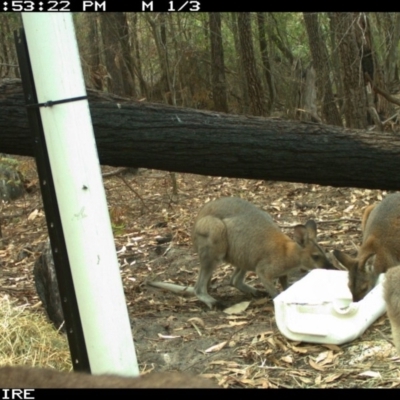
[21, 13, 138, 377]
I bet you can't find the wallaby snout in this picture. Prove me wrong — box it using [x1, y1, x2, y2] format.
[384, 266, 400, 355]
[334, 193, 400, 302]
[0, 366, 217, 388]
[192, 197, 333, 309]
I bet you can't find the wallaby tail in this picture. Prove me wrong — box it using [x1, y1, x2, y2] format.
[147, 281, 195, 297]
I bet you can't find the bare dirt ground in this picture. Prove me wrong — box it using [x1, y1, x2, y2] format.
[1, 157, 399, 388]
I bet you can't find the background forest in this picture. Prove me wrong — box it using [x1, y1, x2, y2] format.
[1, 12, 400, 130]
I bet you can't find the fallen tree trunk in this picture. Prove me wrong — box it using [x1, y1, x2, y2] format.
[1, 79, 400, 190]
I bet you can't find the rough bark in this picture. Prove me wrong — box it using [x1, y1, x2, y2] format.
[383, 13, 400, 84]
[2, 79, 400, 191]
[145, 13, 173, 105]
[99, 13, 133, 96]
[209, 12, 228, 113]
[131, 14, 148, 98]
[303, 13, 342, 126]
[256, 12, 274, 112]
[229, 13, 249, 113]
[237, 13, 266, 116]
[333, 13, 369, 129]
[116, 13, 136, 97]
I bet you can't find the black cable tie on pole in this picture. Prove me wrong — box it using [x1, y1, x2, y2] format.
[26, 95, 88, 108]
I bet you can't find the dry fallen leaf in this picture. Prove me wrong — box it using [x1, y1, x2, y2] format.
[188, 317, 205, 327]
[28, 209, 39, 220]
[223, 301, 251, 314]
[212, 324, 236, 330]
[315, 350, 335, 366]
[298, 376, 312, 384]
[281, 355, 293, 364]
[322, 344, 343, 352]
[210, 360, 240, 367]
[157, 334, 181, 339]
[343, 205, 355, 213]
[228, 320, 248, 326]
[323, 373, 342, 383]
[289, 345, 308, 354]
[358, 371, 381, 378]
[204, 341, 227, 353]
[309, 358, 326, 371]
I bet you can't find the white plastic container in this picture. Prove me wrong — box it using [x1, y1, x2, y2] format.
[273, 269, 386, 344]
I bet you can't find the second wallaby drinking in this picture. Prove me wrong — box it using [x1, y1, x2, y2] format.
[334, 193, 400, 301]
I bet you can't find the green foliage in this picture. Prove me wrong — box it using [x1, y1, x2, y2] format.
[111, 223, 126, 236]
[0, 156, 24, 201]
[0, 157, 22, 186]
[277, 13, 309, 59]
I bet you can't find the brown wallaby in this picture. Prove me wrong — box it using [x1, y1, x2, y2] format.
[334, 193, 400, 302]
[384, 266, 400, 355]
[0, 365, 217, 388]
[149, 197, 334, 309]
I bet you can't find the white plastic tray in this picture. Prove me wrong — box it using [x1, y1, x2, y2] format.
[273, 269, 386, 344]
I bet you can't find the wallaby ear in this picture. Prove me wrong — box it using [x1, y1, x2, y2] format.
[358, 252, 376, 273]
[305, 220, 317, 240]
[347, 260, 360, 298]
[293, 225, 308, 246]
[333, 249, 358, 270]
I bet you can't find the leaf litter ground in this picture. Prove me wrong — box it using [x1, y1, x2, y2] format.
[1, 157, 399, 388]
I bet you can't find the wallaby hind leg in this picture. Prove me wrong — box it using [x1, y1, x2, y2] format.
[230, 267, 266, 297]
[389, 318, 400, 355]
[193, 215, 228, 309]
[384, 267, 400, 354]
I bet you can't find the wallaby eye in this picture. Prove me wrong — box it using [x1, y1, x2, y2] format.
[311, 255, 321, 261]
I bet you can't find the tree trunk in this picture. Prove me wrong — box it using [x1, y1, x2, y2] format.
[327, 13, 344, 116]
[237, 13, 266, 116]
[303, 13, 342, 126]
[302, 66, 319, 122]
[99, 13, 132, 96]
[116, 13, 136, 97]
[209, 13, 228, 113]
[77, 14, 104, 91]
[2, 80, 400, 191]
[256, 13, 274, 113]
[229, 13, 249, 114]
[145, 13, 173, 105]
[0, 14, 20, 79]
[384, 13, 400, 84]
[131, 14, 148, 99]
[332, 13, 369, 129]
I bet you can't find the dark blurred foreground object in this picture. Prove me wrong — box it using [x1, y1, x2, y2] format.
[0, 155, 25, 201]
[33, 240, 64, 332]
[0, 365, 217, 388]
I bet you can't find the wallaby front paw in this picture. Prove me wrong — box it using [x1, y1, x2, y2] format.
[213, 300, 229, 310]
[252, 289, 268, 298]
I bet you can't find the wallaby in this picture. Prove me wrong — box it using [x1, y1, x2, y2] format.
[149, 197, 334, 309]
[0, 365, 217, 388]
[384, 266, 400, 355]
[334, 193, 400, 302]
